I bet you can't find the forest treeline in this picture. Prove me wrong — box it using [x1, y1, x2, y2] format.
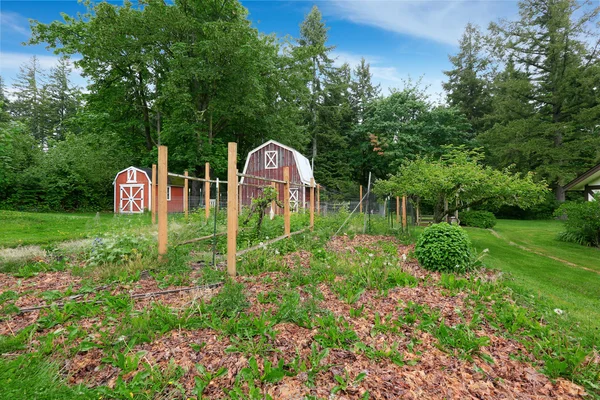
[0, 0, 599, 212]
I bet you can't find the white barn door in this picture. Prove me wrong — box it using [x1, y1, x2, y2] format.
[120, 184, 145, 213]
[289, 188, 299, 212]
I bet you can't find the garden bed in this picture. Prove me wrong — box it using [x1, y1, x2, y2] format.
[0, 234, 597, 398]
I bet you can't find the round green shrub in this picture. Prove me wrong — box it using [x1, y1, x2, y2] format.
[415, 223, 473, 273]
[459, 210, 497, 229]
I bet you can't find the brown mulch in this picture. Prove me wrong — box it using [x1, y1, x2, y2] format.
[0, 235, 591, 398]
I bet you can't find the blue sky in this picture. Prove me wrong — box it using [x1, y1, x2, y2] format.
[0, 0, 520, 100]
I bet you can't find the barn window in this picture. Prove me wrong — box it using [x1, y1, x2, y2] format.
[265, 150, 278, 169]
[127, 169, 137, 183]
[167, 186, 172, 201]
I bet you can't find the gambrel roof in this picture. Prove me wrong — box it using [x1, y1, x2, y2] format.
[241, 140, 314, 185]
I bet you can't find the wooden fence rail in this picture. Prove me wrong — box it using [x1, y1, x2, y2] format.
[156, 143, 314, 278]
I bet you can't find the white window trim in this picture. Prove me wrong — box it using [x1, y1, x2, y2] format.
[265, 150, 278, 169]
[167, 186, 172, 201]
[289, 188, 299, 212]
[126, 169, 137, 183]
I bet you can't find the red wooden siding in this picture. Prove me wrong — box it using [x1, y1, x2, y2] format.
[114, 168, 185, 214]
[240, 143, 312, 212]
[114, 169, 150, 213]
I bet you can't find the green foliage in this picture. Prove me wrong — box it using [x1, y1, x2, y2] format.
[434, 320, 492, 362]
[87, 234, 151, 266]
[355, 86, 472, 179]
[555, 200, 600, 247]
[0, 354, 94, 399]
[314, 314, 359, 350]
[482, 0, 600, 199]
[193, 364, 227, 398]
[331, 370, 366, 395]
[443, 23, 491, 132]
[274, 289, 325, 328]
[375, 147, 548, 223]
[459, 210, 497, 229]
[207, 281, 249, 318]
[415, 223, 474, 273]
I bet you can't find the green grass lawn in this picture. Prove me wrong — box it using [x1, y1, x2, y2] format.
[492, 219, 600, 273]
[0, 210, 152, 248]
[466, 220, 600, 347]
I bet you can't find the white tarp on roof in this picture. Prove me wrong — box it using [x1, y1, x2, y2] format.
[242, 140, 314, 185]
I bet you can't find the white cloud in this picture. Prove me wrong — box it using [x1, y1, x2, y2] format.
[324, 0, 516, 46]
[0, 11, 31, 36]
[332, 50, 445, 101]
[0, 52, 87, 91]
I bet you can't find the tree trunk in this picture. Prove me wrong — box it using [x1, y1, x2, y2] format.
[208, 110, 213, 145]
[555, 185, 566, 202]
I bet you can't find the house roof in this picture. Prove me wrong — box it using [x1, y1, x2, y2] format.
[112, 166, 185, 186]
[241, 140, 314, 185]
[564, 162, 600, 191]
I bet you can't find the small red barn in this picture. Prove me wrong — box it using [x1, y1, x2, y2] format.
[113, 166, 185, 214]
[240, 140, 315, 212]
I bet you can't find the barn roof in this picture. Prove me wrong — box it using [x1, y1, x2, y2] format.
[112, 166, 184, 186]
[242, 140, 314, 185]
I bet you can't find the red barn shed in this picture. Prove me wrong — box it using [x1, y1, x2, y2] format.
[240, 140, 315, 212]
[113, 166, 185, 214]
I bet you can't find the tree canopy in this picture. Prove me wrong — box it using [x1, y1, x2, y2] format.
[373, 147, 549, 223]
[1, 0, 599, 212]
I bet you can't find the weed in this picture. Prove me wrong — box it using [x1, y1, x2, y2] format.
[332, 279, 365, 304]
[208, 280, 249, 318]
[0, 325, 36, 354]
[371, 312, 399, 336]
[331, 370, 367, 395]
[349, 304, 365, 318]
[102, 350, 147, 373]
[314, 315, 359, 350]
[434, 321, 492, 362]
[275, 288, 326, 328]
[193, 364, 227, 398]
[354, 341, 406, 366]
[305, 343, 331, 387]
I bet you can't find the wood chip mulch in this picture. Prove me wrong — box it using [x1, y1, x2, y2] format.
[0, 234, 592, 399]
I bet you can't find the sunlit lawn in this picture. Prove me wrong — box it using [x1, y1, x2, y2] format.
[0, 210, 152, 248]
[466, 220, 600, 347]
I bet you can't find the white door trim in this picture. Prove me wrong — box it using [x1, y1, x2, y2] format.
[120, 184, 145, 213]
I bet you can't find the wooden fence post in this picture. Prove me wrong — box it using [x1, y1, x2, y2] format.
[310, 178, 315, 231]
[227, 143, 238, 277]
[396, 196, 400, 225]
[283, 167, 290, 237]
[416, 198, 421, 226]
[158, 146, 168, 262]
[359, 185, 363, 213]
[151, 164, 157, 224]
[402, 195, 407, 232]
[183, 170, 189, 219]
[316, 184, 320, 215]
[205, 162, 210, 221]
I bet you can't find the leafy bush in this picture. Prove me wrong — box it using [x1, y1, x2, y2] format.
[414, 223, 474, 273]
[554, 200, 600, 247]
[87, 234, 152, 266]
[459, 210, 497, 229]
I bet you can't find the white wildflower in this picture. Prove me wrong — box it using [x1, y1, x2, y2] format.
[401, 253, 407, 262]
[368, 253, 374, 258]
[554, 308, 564, 315]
